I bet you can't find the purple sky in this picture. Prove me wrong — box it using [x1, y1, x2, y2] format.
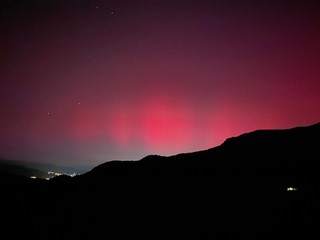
[1, 0, 320, 168]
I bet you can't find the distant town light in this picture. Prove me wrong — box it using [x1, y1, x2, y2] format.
[287, 187, 298, 191]
[30, 176, 36, 179]
[48, 171, 77, 178]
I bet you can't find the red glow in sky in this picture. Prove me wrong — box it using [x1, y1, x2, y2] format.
[140, 97, 193, 149]
[1, 0, 320, 167]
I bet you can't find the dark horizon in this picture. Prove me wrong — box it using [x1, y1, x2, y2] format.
[2, 120, 319, 175]
[2, 117, 320, 239]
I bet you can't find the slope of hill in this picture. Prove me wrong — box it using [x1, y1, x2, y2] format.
[1, 122, 320, 239]
[0, 160, 51, 178]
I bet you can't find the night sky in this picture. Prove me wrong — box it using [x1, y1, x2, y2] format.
[1, 0, 320, 168]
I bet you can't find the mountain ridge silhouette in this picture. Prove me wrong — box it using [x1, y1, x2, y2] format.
[1, 121, 320, 239]
[85, 121, 320, 176]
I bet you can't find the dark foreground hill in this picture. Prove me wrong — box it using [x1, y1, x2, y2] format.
[1, 122, 320, 239]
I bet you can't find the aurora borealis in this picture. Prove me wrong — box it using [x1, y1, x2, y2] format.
[1, 0, 320, 167]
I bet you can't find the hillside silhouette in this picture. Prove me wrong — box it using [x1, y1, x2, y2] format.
[0, 160, 51, 178]
[1, 122, 320, 239]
